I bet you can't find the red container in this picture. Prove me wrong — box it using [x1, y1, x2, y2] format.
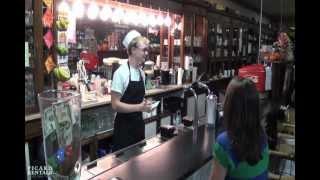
[80, 51, 98, 71]
[238, 64, 266, 92]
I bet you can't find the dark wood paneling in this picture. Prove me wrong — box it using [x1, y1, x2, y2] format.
[33, 0, 44, 110]
[25, 119, 42, 141]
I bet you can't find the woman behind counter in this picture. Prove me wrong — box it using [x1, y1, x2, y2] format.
[210, 77, 269, 180]
[111, 30, 152, 152]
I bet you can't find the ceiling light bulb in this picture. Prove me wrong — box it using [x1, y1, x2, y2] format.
[126, 11, 136, 25]
[87, 1, 99, 20]
[100, 5, 112, 21]
[131, 12, 139, 26]
[164, 14, 171, 27]
[72, 0, 84, 18]
[123, 10, 132, 24]
[111, 8, 122, 23]
[177, 22, 183, 31]
[156, 14, 164, 26]
[118, 9, 125, 23]
[58, 1, 70, 15]
[139, 13, 148, 26]
[148, 14, 157, 27]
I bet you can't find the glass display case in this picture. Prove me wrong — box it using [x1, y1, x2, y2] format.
[81, 106, 115, 139]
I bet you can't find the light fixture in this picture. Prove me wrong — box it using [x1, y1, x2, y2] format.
[156, 14, 164, 26]
[72, 0, 84, 18]
[121, 10, 127, 23]
[58, 0, 70, 15]
[139, 12, 148, 27]
[112, 8, 123, 23]
[131, 11, 140, 26]
[100, 5, 112, 21]
[127, 10, 138, 25]
[123, 10, 133, 24]
[148, 14, 157, 27]
[118, 8, 126, 23]
[87, 1, 99, 20]
[164, 13, 171, 27]
[177, 22, 183, 31]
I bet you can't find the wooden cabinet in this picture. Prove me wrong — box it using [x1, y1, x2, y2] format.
[182, 11, 208, 79]
[207, 13, 233, 77]
[169, 14, 184, 68]
[206, 9, 278, 78]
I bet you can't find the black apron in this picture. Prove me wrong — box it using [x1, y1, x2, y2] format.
[112, 62, 145, 151]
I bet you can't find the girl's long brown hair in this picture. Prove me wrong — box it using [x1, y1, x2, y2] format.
[223, 77, 264, 165]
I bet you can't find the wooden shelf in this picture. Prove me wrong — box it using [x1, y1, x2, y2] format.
[96, 129, 114, 141]
[209, 57, 249, 62]
[107, 50, 126, 53]
[185, 46, 203, 48]
[81, 135, 96, 146]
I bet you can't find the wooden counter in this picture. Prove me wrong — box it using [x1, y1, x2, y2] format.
[82, 125, 215, 180]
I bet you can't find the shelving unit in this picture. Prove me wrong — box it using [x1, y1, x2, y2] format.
[182, 8, 208, 81]
[205, 6, 277, 78]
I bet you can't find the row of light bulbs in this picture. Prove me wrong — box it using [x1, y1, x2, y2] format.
[58, 0, 172, 27]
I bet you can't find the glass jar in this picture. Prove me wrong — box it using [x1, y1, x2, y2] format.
[38, 90, 81, 180]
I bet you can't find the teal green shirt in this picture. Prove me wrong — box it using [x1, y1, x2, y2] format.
[213, 131, 269, 179]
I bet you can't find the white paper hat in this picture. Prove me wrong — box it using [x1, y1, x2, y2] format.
[122, 30, 141, 48]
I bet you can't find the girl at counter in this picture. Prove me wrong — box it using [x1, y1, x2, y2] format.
[210, 77, 269, 180]
[111, 30, 152, 151]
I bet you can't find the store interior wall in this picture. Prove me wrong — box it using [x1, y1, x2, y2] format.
[206, 0, 271, 24]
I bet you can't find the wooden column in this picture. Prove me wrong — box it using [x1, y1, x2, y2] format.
[33, 0, 44, 109]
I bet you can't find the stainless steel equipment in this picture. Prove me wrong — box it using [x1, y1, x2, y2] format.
[198, 82, 217, 127]
[184, 84, 199, 143]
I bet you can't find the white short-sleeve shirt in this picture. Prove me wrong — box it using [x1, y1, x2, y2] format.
[111, 62, 146, 96]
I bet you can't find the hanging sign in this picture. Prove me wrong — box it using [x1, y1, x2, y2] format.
[44, 30, 54, 49]
[45, 55, 56, 73]
[43, 0, 53, 8]
[42, 8, 53, 28]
